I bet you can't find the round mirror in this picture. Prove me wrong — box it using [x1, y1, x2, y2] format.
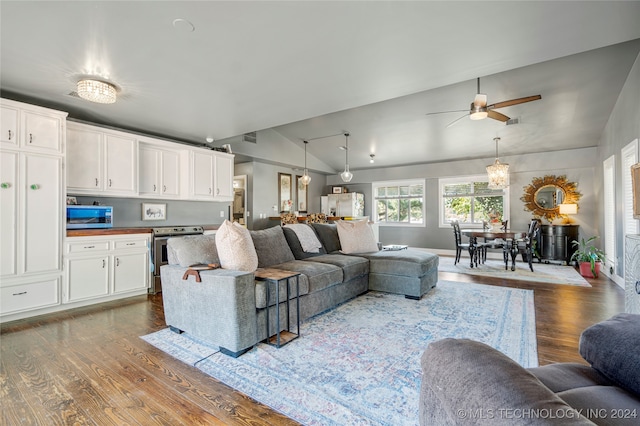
[521, 175, 581, 222]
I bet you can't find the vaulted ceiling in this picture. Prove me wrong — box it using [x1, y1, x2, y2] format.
[2, 1, 640, 173]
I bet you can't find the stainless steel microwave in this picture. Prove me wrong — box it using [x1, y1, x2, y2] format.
[66, 205, 113, 229]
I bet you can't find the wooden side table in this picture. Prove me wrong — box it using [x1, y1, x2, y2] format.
[254, 268, 301, 347]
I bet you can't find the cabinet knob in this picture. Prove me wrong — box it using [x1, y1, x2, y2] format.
[1, 182, 10, 189]
[30, 184, 39, 190]
[29, 133, 33, 143]
[163, 185, 166, 193]
[153, 184, 156, 192]
[102, 259, 106, 268]
[95, 178, 99, 187]
[116, 257, 120, 267]
[216, 188, 220, 195]
[109, 179, 112, 187]
[7, 130, 12, 140]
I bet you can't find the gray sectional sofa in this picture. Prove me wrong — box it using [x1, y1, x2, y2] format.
[161, 223, 438, 357]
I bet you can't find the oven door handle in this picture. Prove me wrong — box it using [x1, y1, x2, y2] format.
[148, 241, 154, 274]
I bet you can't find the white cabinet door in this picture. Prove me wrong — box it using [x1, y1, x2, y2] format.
[139, 145, 160, 196]
[0, 151, 18, 277]
[66, 256, 110, 302]
[105, 134, 137, 194]
[1, 105, 18, 146]
[192, 151, 214, 198]
[161, 149, 180, 197]
[113, 251, 148, 294]
[67, 126, 103, 191]
[23, 154, 62, 275]
[214, 154, 233, 200]
[22, 111, 62, 153]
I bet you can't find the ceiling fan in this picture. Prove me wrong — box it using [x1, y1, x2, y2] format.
[426, 77, 541, 128]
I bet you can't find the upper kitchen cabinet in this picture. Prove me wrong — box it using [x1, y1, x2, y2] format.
[138, 141, 182, 199]
[67, 122, 137, 196]
[189, 149, 234, 202]
[1, 99, 65, 153]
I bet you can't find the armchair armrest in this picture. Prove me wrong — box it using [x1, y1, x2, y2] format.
[420, 339, 594, 425]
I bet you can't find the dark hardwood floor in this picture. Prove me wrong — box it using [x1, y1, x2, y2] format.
[1, 261, 624, 425]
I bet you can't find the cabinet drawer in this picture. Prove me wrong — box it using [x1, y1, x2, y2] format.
[1, 279, 59, 315]
[67, 241, 110, 253]
[113, 239, 148, 250]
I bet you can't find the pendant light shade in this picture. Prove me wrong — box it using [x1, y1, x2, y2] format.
[340, 132, 353, 182]
[300, 140, 311, 186]
[486, 137, 509, 189]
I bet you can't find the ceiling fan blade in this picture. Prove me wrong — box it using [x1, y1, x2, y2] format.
[473, 93, 487, 107]
[446, 114, 469, 128]
[488, 95, 541, 109]
[425, 109, 468, 116]
[487, 110, 510, 122]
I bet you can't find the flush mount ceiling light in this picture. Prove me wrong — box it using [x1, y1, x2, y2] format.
[300, 140, 311, 186]
[486, 137, 509, 189]
[340, 132, 353, 183]
[77, 79, 117, 104]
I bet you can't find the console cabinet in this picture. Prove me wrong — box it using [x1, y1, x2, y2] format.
[538, 224, 579, 264]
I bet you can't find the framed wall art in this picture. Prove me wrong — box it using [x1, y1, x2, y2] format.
[278, 173, 292, 212]
[142, 203, 166, 221]
[296, 175, 308, 213]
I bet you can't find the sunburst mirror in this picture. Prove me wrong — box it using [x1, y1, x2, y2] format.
[521, 175, 581, 222]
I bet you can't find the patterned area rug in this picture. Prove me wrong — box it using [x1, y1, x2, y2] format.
[438, 255, 591, 287]
[142, 281, 537, 426]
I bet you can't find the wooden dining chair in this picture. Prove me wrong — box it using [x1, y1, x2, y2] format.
[504, 219, 540, 272]
[451, 220, 484, 267]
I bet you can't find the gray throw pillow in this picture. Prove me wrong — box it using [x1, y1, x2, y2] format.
[167, 234, 219, 267]
[579, 313, 640, 395]
[282, 227, 326, 259]
[250, 226, 295, 267]
[310, 223, 341, 253]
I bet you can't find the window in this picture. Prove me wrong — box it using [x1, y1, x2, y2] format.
[373, 179, 425, 226]
[439, 175, 509, 227]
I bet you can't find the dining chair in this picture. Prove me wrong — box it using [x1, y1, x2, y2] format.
[451, 220, 484, 267]
[280, 213, 298, 226]
[504, 219, 540, 272]
[480, 220, 509, 262]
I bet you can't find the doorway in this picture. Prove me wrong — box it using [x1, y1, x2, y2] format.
[233, 175, 247, 226]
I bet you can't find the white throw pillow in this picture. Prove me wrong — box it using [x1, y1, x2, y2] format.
[336, 219, 379, 254]
[215, 220, 258, 271]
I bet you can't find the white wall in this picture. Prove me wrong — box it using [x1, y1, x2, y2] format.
[597, 51, 640, 278]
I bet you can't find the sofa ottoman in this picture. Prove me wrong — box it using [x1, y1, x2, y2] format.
[362, 250, 439, 299]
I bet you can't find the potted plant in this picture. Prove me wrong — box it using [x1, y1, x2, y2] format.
[570, 236, 606, 278]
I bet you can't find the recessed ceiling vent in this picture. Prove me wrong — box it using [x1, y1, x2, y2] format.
[67, 91, 82, 98]
[242, 132, 257, 143]
[506, 117, 520, 126]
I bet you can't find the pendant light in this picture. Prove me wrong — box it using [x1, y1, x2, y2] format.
[486, 137, 509, 189]
[300, 140, 311, 186]
[340, 132, 353, 182]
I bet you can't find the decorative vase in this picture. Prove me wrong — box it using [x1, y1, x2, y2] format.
[579, 261, 601, 278]
[490, 223, 502, 232]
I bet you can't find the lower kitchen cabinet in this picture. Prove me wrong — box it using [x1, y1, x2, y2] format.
[65, 234, 150, 305]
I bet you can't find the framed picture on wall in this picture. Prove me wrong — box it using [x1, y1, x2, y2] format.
[632, 163, 640, 219]
[278, 173, 292, 212]
[142, 203, 167, 221]
[332, 186, 343, 194]
[296, 175, 308, 213]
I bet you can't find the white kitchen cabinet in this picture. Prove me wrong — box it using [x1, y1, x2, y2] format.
[139, 143, 181, 198]
[191, 150, 215, 199]
[0, 151, 18, 276]
[190, 149, 234, 201]
[64, 234, 150, 304]
[214, 153, 234, 201]
[0, 99, 67, 322]
[66, 122, 137, 196]
[0, 104, 19, 146]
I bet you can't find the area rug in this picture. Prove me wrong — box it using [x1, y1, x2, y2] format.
[142, 280, 536, 425]
[438, 255, 591, 287]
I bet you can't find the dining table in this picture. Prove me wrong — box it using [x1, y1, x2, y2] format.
[460, 229, 527, 270]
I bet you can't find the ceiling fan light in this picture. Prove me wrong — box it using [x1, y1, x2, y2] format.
[77, 79, 117, 104]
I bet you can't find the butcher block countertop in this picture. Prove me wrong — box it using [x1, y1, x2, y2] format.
[66, 224, 220, 237]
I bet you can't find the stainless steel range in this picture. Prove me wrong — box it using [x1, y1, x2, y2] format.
[150, 226, 204, 294]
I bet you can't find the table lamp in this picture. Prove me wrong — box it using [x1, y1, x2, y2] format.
[558, 203, 578, 224]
